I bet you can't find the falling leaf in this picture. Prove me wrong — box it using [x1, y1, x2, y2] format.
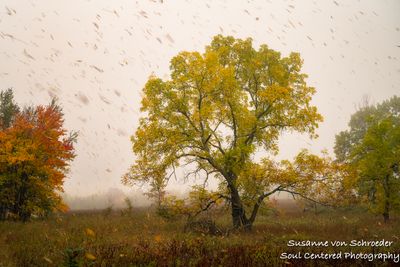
[117, 128, 127, 136]
[90, 65, 103, 72]
[5, 6, 16, 15]
[0, 32, 27, 44]
[99, 94, 111, 104]
[23, 49, 35, 60]
[165, 34, 174, 43]
[76, 93, 89, 105]
[139, 10, 148, 18]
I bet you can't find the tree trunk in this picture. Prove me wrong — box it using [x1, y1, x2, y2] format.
[383, 210, 389, 223]
[382, 174, 390, 223]
[228, 183, 251, 230]
[19, 210, 31, 222]
[15, 173, 31, 221]
[0, 205, 6, 220]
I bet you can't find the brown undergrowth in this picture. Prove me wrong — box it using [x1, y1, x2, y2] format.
[0, 205, 399, 267]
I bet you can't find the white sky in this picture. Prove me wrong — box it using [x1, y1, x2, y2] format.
[0, 0, 399, 197]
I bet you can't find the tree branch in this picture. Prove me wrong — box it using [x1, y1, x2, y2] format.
[249, 185, 282, 223]
[227, 101, 237, 148]
[278, 188, 336, 208]
[190, 194, 230, 220]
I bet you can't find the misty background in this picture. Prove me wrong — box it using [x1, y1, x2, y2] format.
[0, 0, 399, 209]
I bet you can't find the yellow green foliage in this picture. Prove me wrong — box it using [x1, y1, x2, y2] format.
[335, 96, 400, 221]
[123, 35, 325, 228]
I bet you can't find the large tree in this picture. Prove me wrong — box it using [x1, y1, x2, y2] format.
[0, 90, 77, 221]
[335, 96, 400, 222]
[123, 35, 324, 229]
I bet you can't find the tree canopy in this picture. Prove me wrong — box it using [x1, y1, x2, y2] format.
[0, 88, 20, 130]
[124, 35, 328, 229]
[0, 89, 77, 221]
[335, 96, 400, 163]
[335, 96, 400, 222]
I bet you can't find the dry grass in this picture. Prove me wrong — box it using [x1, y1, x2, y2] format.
[0, 204, 399, 267]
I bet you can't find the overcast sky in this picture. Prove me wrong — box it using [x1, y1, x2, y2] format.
[1, 0, 399, 197]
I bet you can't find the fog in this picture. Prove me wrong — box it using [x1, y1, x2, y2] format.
[1, 0, 399, 209]
[62, 188, 151, 210]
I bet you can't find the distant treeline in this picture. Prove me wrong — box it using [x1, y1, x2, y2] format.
[62, 188, 152, 210]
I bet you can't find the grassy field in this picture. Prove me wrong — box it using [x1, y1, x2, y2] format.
[0, 202, 399, 267]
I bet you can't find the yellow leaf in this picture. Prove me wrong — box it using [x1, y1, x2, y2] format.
[85, 252, 96, 260]
[85, 228, 96, 237]
[154, 234, 162, 243]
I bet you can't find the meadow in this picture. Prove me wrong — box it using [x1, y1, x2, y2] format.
[1, 201, 399, 267]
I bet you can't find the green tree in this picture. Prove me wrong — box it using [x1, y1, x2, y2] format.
[123, 35, 324, 229]
[335, 96, 400, 222]
[0, 88, 20, 130]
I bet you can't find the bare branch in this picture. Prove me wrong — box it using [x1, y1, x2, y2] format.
[190, 194, 230, 219]
[278, 189, 335, 208]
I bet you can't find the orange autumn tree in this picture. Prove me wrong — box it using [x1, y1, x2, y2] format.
[0, 89, 77, 221]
